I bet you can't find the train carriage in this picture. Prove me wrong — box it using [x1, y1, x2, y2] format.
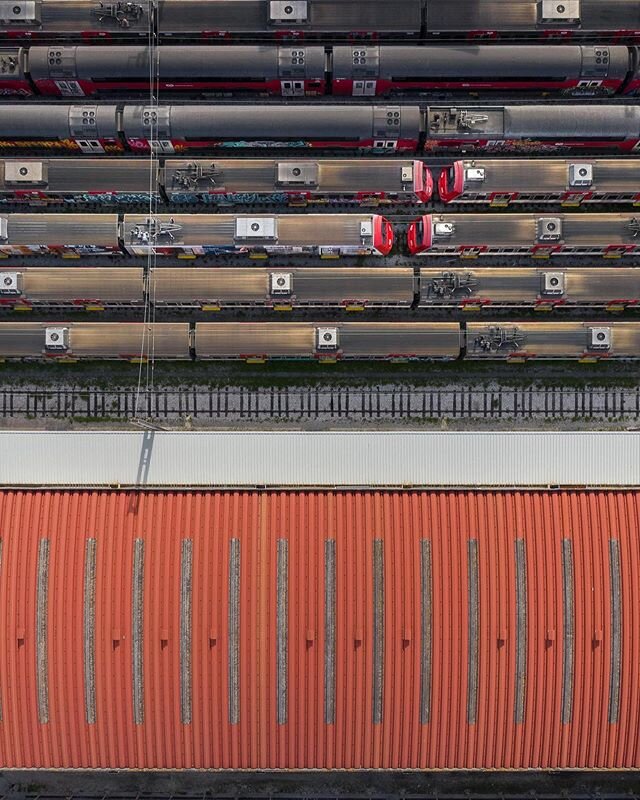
[0, 158, 157, 204]
[123, 213, 394, 256]
[194, 322, 461, 360]
[0, 267, 144, 307]
[27, 44, 327, 97]
[150, 267, 414, 308]
[426, 0, 640, 42]
[466, 321, 640, 359]
[0, 212, 120, 255]
[408, 213, 640, 256]
[163, 158, 432, 205]
[438, 157, 640, 205]
[331, 44, 634, 96]
[424, 104, 640, 153]
[0, 322, 190, 359]
[419, 267, 640, 308]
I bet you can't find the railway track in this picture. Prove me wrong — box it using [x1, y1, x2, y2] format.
[3, 385, 639, 421]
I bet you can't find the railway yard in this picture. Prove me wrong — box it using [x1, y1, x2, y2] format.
[0, 0, 640, 426]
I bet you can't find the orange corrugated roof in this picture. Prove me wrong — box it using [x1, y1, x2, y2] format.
[0, 489, 638, 770]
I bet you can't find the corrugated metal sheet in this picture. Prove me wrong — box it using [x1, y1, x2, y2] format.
[1, 432, 640, 487]
[0, 489, 639, 770]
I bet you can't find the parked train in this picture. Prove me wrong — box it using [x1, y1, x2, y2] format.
[2, 156, 640, 208]
[0, 1, 638, 43]
[1, 321, 639, 361]
[2, 266, 639, 310]
[3, 44, 640, 98]
[2, 103, 640, 155]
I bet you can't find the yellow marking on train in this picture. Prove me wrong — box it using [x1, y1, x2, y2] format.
[532, 254, 551, 259]
[62, 253, 80, 259]
[201, 305, 221, 312]
[507, 357, 527, 364]
[85, 305, 104, 312]
[579, 357, 598, 364]
[534, 304, 553, 312]
[245, 357, 266, 364]
[130, 357, 148, 364]
[320, 254, 340, 259]
[177, 253, 196, 260]
[56, 357, 78, 364]
[603, 253, 622, 259]
[0, 253, 8, 259]
[288, 202, 308, 207]
[606, 304, 626, 313]
[249, 252, 268, 260]
[273, 304, 293, 312]
[12, 305, 32, 312]
[462, 304, 482, 312]
[490, 201, 510, 208]
[318, 357, 337, 364]
[561, 202, 582, 208]
[345, 304, 365, 312]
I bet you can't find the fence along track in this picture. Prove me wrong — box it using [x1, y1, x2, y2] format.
[1, 386, 639, 421]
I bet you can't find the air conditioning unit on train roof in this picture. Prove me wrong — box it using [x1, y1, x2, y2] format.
[360, 219, 373, 238]
[270, 272, 292, 295]
[540, 0, 580, 23]
[588, 326, 611, 351]
[270, 1, 308, 23]
[276, 161, 318, 188]
[541, 272, 565, 296]
[434, 220, 455, 237]
[45, 326, 69, 351]
[464, 167, 486, 183]
[0, 272, 20, 295]
[235, 217, 278, 241]
[316, 327, 339, 350]
[568, 163, 593, 188]
[537, 217, 563, 242]
[4, 161, 48, 187]
[0, 0, 40, 24]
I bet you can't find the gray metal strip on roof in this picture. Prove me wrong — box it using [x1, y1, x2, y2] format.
[2, 432, 639, 488]
[420, 538, 432, 725]
[36, 538, 50, 725]
[180, 538, 193, 726]
[324, 539, 336, 726]
[372, 539, 384, 725]
[514, 538, 527, 726]
[467, 539, 479, 726]
[609, 539, 621, 725]
[132, 538, 145, 726]
[561, 539, 575, 726]
[83, 538, 97, 726]
[276, 539, 288, 726]
[228, 538, 240, 726]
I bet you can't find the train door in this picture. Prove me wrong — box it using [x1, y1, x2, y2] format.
[75, 140, 105, 154]
[353, 80, 377, 96]
[281, 80, 305, 96]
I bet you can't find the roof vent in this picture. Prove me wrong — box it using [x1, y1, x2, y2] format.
[541, 271, 565, 296]
[0, 1, 40, 24]
[276, 161, 318, 188]
[537, 217, 563, 242]
[0, 216, 7, 242]
[0, 271, 20, 295]
[45, 326, 69, 351]
[270, 272, 292, 295]
[4, 161, 47, 186]
[270, 1, 307, 23]
[464, 167, 486, 183]
[360, 219, 373, 238]
[434, 220, 455, 237]
[540, 0, 580, 23]
[316, 326, 339, 350]
[568, 163, 593, 188]
[401, 165, 414, 183]
[235, 217, 278, 241]
[588, 326, 611, 351]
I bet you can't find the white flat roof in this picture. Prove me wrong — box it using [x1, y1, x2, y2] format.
[0, 431, 638, 487]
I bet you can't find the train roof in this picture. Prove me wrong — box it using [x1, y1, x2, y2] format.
[28, 44, 326, 80]
[163, 158, 423, 194]
[0, 322, 190, 358]
[123, 213, 383, 248]
[156, 0, 423, 34]
[427, 105, 640, 139]
[0, 159, 155, 193]
[0, 213, 119, 246]
[332, 44, 629, 78]
[0, 0, 151, 33]
[0, 104, 118, 140]
[1, 268, 144, 302]
[426, 0, 640, 32]
[122, 104, 420, 140]
[150, 267, 414, 305]
[454, 157, 640, 193]
[194, 322, 461, 358]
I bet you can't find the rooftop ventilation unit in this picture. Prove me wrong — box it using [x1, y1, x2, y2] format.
[541, 272, 565, 296]
[540, 0, 580, 23]
[0, 216, 7, 242]
[537, 217, 563, 242]
[401, 165, 414, 184]
[0, 271, 20, 295]
[360, 219, 373, 238]
[464, 167, 486, 183]
[4, 161, 47, 187]
[588, 326, 611, 351]
[0, 1, 40, 24]
[45, 326, 69, 351]
[316, 327, 339, 350]
[270, 1, 307, 23]
[568, 163, 593, 188]
[270, 272, 292, 295]
[434, 220, 455, 237]
[276, 162, 318, 188]
[235, 217, 277, 241]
